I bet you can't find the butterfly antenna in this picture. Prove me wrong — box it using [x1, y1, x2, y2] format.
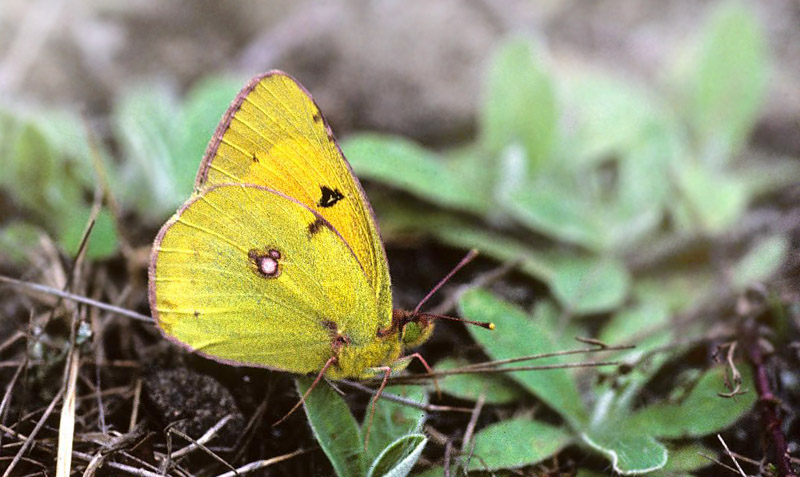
[412, 249, 479, 315]
[273, 356, 337, 427]
[416, 312, 494, 330]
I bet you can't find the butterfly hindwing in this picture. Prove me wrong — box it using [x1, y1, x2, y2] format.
[195, 72, 391, 318]
[149, 184, 385, 374]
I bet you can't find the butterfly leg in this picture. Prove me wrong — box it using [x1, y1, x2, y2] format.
[364, 365, 392, 451]
[273, 355, 338, 426]
[396, 352, 441, 398]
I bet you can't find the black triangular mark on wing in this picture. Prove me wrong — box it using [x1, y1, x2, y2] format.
[318, 186, 344, 208]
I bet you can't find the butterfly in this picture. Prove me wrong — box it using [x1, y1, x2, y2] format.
[148, 71, 491, 399]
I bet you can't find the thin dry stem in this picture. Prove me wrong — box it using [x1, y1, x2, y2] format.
[2, 387, 65, 477]
[214, 448, 308, 477]
[717, 434, 748, 477]
[56, 348, 80, 476]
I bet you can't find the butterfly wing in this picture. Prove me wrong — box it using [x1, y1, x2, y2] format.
[196, 72, 391, 319]
[149, 184, 387, 374]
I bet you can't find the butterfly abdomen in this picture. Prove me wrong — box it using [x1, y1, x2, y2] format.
[326, 336, 402, 379]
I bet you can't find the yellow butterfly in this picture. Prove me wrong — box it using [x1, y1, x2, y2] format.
[148, 71, 490, 394]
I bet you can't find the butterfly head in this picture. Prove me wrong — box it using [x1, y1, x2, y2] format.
[392, 309, 436, 348]
[386, 309, 494, 350]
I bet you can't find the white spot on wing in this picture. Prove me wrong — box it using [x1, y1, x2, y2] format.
[259, 256, 279, 276]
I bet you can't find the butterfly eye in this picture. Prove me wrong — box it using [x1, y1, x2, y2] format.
[248, 248, 282, 278]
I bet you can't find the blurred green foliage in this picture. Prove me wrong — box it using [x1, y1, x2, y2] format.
[0, 107, 118, 259]
[344, 2, 783, 475]
[0, 76, 242, 262]
[112, 76, 243, 221]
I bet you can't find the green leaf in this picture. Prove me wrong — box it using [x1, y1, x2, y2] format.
[659, 443, 715, 473]
[609, 123, 684, 249]
[582, 429, 668, 475]
[594, 300, 678, 412]
[458, 289, 587, 426]
[30, 109, 98, 190]
[4, 119, 91, 242]
[466, 418, 572, 471]
[731, 234, 789, 290]
[414, 467, 520, 477]
[549, 257, 630, 314]
[4, 121, 59, 213]
[575, 470, 605, 477]
[0, 106, 123, 259]
[633, 271, 714, 315]
[436, 357, 525, 405]
[343, 134, 487, 213]
[598, 301, 674, 406]
[411, 467, 444, 477]
[367, 434, 427, 477]
[113, 83, 184, 219]
[377, 204, 628, 316]
[365, 385, 427, 464]
[482, 36, 557, 174]
[504, 183, 608, 251]
[0, 222, 44, 265]
[179, 75, 244, 168]
[429, 222, 554, 280]
[599, 301, 671, 354]
[675, 161, 747, 234]
[561, 74, 663, 166]
[683, 1, 767, 164]
[298, 377, 365, 477]
[630, 364, 756, 439]
[58, 208, 119, 259]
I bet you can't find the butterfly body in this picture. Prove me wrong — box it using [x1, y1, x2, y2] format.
[149, 72, 428, 380]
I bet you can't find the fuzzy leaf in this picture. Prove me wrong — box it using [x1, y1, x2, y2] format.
[429, 222, 554, 280]
[683, 1, 767, 164]
[436, 357, 525, 405]
[179, 75, 245, 169]
[562, 74, 662, 166]
[113, 84, 185, 219]
[59, 208, 119, 259]
[599, 301, 671, 359]
[0, 222, 44, 265]
[731, 234, 789, 290]
[367, 434, 427, 477]
[504, 184, 608, 251]
[658, 443, 715, 473]
[458, 289, 587, 427]
[4, 121, 60, 214]
[298, 377, 365, 477]
[364, 385, 427, 464]
[582, 430, 667, 475]
[549, 257, 630, 314]
[630, 364, 756, 439]
[466, 418, 572, 471]
[343, 134, 487, 213]
[482, 36, 557, 174]
[676, 161, 747, 234]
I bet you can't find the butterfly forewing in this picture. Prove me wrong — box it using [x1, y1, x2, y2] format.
[196, 72, 391, 317]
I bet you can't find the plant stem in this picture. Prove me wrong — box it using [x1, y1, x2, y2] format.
[743, 319, 796, 477]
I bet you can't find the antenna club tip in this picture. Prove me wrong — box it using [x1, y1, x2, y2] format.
[488, 322, 495, 330]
